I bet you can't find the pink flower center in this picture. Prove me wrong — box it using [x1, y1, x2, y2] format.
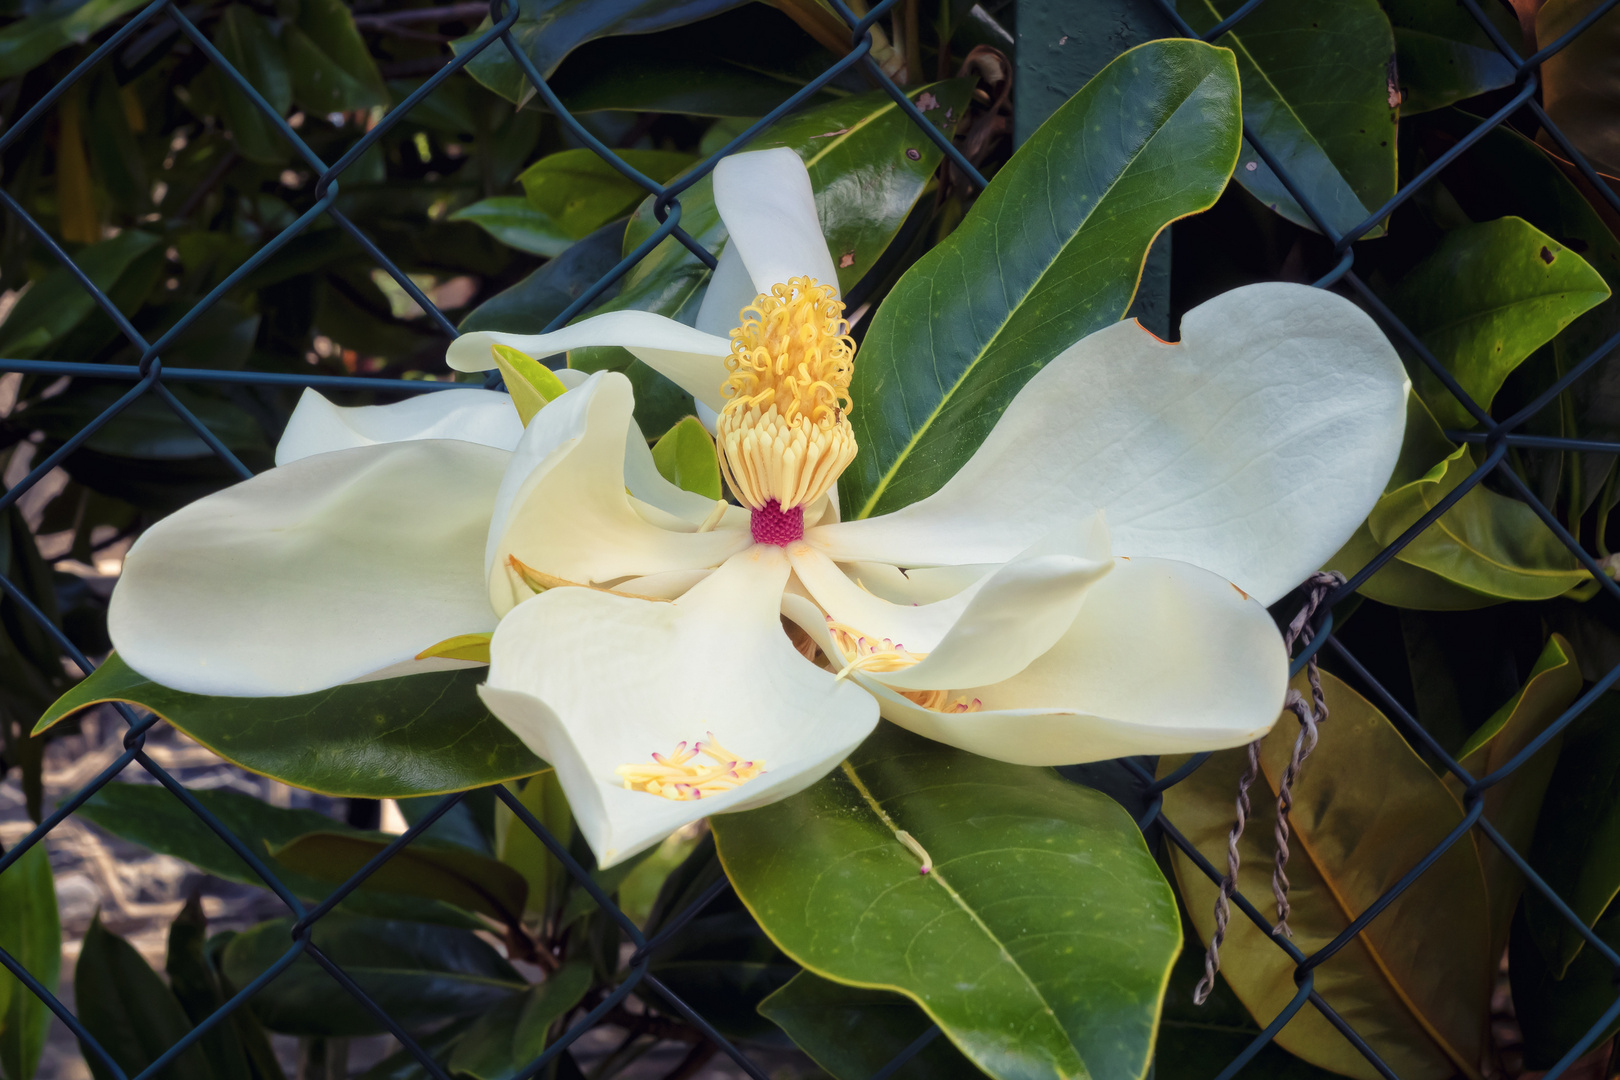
[750, 499, 804, 546]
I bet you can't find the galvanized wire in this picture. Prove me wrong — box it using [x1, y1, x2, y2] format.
[0, 0, 1617, 1076]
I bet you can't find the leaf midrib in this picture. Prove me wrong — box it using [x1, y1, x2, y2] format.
[854, 58, 1227, 519]
[837, 759, 1090, 1079]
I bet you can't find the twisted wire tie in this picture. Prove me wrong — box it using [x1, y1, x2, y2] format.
[1192, 569, 1345, 1006]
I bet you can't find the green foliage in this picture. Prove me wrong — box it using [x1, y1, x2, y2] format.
[650, 416, 721, 500]
[0, 844, 58, 1080]
[76, 915, 216, 1080]
[759, 972, 985, 1079]
[842, 40, 1242, 518]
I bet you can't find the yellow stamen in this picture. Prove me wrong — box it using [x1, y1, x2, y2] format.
[895, 830, 933, 875]
[824, 619, 982, 715]
[617, 733, 765, 801]
[716, 277, 858, 511]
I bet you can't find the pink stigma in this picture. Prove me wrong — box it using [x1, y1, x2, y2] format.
[751, 500, 805, 546]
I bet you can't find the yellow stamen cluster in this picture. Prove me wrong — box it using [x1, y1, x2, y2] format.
[825, 620, 981, 714]
[616, 734, 764, 801]
[717, 277, 858, 510]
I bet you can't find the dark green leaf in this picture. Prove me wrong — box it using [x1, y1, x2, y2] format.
[843, 40, 1241, 518]
[221, 913, 526, 1037]
[0, 843, 59, 1080]
[444, 963, 591, 1080]
[271, 831, 529, 927]
[494, 771, 573, 919]
[285, 0, 387, 113]
[1383, 0, 1517, 113]
[214, 5, 293, 165]
[0, 230, 160, 358]
[0, 0, 148, 79]
[455, 0, 751, 103]
[37, 655, 544, 797]
[519, 149, 694, 240]
[76, 915, 215, 1080]
[449, 198, 575, 258]
[1181, 0, 1397, 237]
[74, 782, 483, 928]
[1510, 902, 1620, 1070]
[166, 895, 285, 1080]
[1390, 216, 1610, 430]
[576, 78, 973, 438]
[459, 222, 625, 336]
[760, 971, 985, 1080]
[714, 723, 1180, 1080]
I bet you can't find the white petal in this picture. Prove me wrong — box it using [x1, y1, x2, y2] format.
[110, 441, 506, 696]
[481, 545, 878, 867]
[816, 283, 1408, 605]
[786, 520, 1112, 691]
[788, 557, 1286, 766]
[446, 312, 733, 413]
[695, 241, 757, 336]
[275, 387, 524, 465]
[713, 148, 839, 295]
[485, 371, 750, 615]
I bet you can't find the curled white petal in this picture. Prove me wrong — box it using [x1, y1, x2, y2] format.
[713, 147, 839, 295]
[276, 387, 524, 465]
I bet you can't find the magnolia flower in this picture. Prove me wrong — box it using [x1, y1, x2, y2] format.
[107, 148, 1406, 869]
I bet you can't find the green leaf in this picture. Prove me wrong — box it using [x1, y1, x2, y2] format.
[458, 221, 626, 336]
[0, 230, 161, 359]
[284, 0, 387, 113]
[271, 831, 530, 928]
[444, 963, 591, 1080]
[165, 895, 285, 1080]
[0, 843, 59, 1080]
[214, 5, 293, 165]
[1539, 0, 1620, 176]
[494, 771, 573, 919]
[842, 41, 1241, 518]
[1442, 634, 1582, 964]
[449, 197, 576, 258]
[714, 723, 1180, 1080]
[576, 77, 974, 440]
[519, 149, 695, 241]
[1390, 216, 1610, 430]
[1162, 668, 1493, 1080]
[1382, 0, 1518, 114]
[454, 0, 751, 103]
[76, 915, 216, 1080]
[650, 417, 721, 500]
[1524, 692, 1620, 975]
[1510, 901, 1620, 1070]
[36, 655, 544, 797]
[221, 913, 526, 1037]
[1180, 0, 1397, 238]
[488, 343, 568, 426]
[74, 782, 483, 927]
[759, 972, 985, 1080]
[0, 0, 148, 80]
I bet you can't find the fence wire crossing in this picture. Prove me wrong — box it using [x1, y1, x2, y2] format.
[0, 0, 1617, 1076]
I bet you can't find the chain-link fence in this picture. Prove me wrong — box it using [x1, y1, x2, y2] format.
[1, 0, 1618, 1077]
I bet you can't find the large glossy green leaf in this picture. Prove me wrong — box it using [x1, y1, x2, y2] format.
[448, 197, 575, 257]
[0, 0, 148, 80]
[1389, 216, 1610, 430]
[455, 0, 751, 103]
[1162, 668, 1493, 1080]
[1524, 692, 1620, 974]
[1539, 0, 1620, 176]
[76, 916, 216, 1080]
[1180, 0, 1397, 239]
[841, 40, 1241, 518]
[714, 723, 1180, 1080]
[271, 831, 529, 928]
[1442, 634, 1581, 963]
[569, 78, 972, 437]
[0, 230, 161, 358]
[759, 972, 985, 1080]
[36, 654, 543, 797]
[1382, 0, 1517, 113]
[0, 843, 58, 1080]
[444, 963, 591, 1080]
[221, 913, 526, 1037]
[520, 149, 694, 238]
[459, 221, 625, 336]
[75, 782, 482, 927]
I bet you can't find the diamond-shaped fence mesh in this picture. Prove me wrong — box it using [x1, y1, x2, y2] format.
[1, 0, 1619, 1076]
